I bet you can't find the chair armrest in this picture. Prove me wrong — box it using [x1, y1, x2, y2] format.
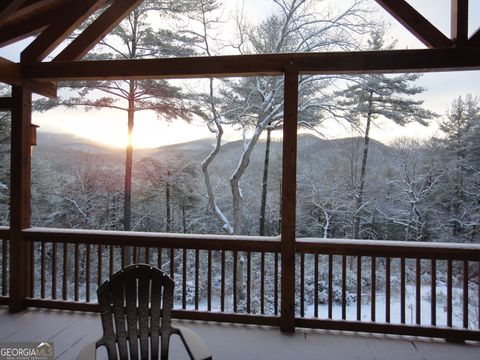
[173, 326, 212, 360]
[76, 340, 98, 360]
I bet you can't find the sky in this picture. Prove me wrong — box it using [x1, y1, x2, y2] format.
[1, 0, 479, 148]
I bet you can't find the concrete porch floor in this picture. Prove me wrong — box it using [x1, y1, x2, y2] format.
[1, 307, 479, 360]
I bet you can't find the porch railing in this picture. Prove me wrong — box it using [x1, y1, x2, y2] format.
[9, 227, 479, 341]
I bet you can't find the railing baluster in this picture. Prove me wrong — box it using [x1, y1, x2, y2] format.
[463, 260, 469, 329]
[328, 254, 333, 319]
[478, 262, 480, 330]
[221, 250, 225, 312]
[357, 255, 362, 321]
[314, 253, 319, 318]
[145, 247, 150, 264]
[133, 246, 137, 264]
[74, 243, 79, 301]
[51, 242, 57, 300]
[260, 252, 265, 315]
[109, 245, 114, 277]
[40, 241, 45, 299]
[247, 251, 251, 314]
[157, 247, 163, 271]
[233, 251, 238, 313]
[207, 249, 212, 312]
[195, 249, 199, 311]
[431, 259, 436, 326]
[386, 257, 390, 323]
[342, 255, 346, 320]
[170, 248, 175, 281]
[300, 253, 305, 317]
[1, 239, 7, 296]
[182, 249, 187, 310]
[416, 258, 421, 325]
[371, 256, 376, 321]
[62, 243, 68, 300]
[447, 259, 453, 327]
[97, 244, 102, 288]
[274, 252, 279, 316]
[30, 242, 34, 297]
[400, 257, 405, 324]
[85, 244, 90, 302]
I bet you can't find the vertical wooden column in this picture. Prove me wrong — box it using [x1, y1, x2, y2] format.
[451, 0, 468, 46]
[9, 85, 32, 311]
[280, 70, 298, 333]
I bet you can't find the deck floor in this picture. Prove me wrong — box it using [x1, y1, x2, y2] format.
[1, 307, 479, 360]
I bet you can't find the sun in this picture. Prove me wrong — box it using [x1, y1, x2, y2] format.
[34, 108, 211, 149]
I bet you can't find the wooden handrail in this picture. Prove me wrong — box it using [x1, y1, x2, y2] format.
[22, 227, 281, 252]
[296, 237, 480, 260]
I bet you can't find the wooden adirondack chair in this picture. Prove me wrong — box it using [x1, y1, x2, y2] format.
[77, 264, 212, 360]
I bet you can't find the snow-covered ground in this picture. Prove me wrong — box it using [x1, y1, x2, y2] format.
[303, 285, 479, 330]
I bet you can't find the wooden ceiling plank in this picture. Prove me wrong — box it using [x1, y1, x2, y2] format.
[0, 0, 26, 25]
[6, 0, 62, 24]
[0, 2, 66, 47]
[54, 0, 144, 61]
[22, 47, 480, 81]
[451, 0, 468, 46]
[374, 0, 453, 48]
[21, 0, 106, 63]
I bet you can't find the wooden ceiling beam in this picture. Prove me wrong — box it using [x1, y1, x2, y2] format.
[22, 47, 480, 81]
[21, 0, 105, 63]
[0, 0, 26, 25]
[54, 0, 144, 61]
[374, 0, 453, 48]
[451, 0, 469, 46]
[470, 28, 480, 46]
[1, 57, 56, 98]
[0, 56, 21, 84]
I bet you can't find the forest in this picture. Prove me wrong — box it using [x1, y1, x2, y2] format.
[0, 0, 479, 326]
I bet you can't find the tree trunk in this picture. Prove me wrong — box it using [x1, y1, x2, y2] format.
[165, 179, 171, 232]
[124, 80, 135, 232]
[352, 91, 373, 239]
[123, 80, 135, 265]
[259, 127, 272, 236]
[181, 200, 187, 233]
[201, 78, 233, 234]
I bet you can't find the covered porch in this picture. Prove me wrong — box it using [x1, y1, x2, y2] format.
[1, 307, 479, 360]
[1, 0, 480, 359]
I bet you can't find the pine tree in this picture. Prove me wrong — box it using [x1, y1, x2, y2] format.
[439, 95, 480, 241]
[337, 30, 436, 239]
[34, 0, 200, 233]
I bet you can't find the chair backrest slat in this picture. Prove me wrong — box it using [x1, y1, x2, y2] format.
[97, 264, 174, 360]
[111, 277, 129, 360]
[138, 273, 150, 360]
[125, 271, 140, 360]
[98, 285, 117, 360]
[150, 275, 162, 360]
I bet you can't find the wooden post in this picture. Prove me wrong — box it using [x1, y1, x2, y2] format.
[9, 85, 32, 311]
[280, 70, 298, 333]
